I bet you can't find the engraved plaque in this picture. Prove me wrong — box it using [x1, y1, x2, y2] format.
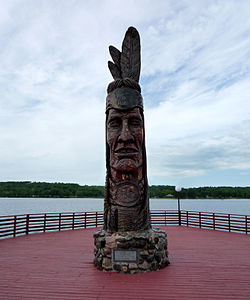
[113, 249, 138, 263]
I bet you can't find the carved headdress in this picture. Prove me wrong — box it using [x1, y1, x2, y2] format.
[106, 27, 143, 112]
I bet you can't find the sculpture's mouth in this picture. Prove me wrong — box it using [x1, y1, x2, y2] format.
[115, 147, 138, 156]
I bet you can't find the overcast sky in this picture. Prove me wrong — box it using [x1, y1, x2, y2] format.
[1, 0, 250, 187]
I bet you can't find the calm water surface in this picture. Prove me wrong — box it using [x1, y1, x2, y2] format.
[0, 198, 249, 216]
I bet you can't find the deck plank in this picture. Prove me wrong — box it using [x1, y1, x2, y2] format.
[0, 226, 249, 299]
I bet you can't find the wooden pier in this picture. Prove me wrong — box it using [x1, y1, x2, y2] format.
[0, 211, 250, 300]
[0, 223, 249, 299]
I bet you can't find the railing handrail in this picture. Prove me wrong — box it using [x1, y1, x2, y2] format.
[0, 210, 249, 239]
[1, 209, 249, 218]
[0, 210, 104, 218]
[180, 210, 250, 217]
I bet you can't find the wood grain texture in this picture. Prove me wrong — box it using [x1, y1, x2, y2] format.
[109, 46, 121, 66]
[120, 27, 141, 82]
[108, 61, 121, 80]
[0, 226, 249, 299]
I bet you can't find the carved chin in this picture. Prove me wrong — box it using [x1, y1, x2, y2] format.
[111, 158, 138, 172]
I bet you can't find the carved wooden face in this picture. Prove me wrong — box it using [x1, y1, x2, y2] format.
[107, 107, 143, 174]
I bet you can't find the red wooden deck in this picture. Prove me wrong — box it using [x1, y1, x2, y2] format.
[0, 226, 249, 299]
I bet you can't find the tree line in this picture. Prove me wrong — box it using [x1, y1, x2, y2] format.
[0, 181, 250, 199]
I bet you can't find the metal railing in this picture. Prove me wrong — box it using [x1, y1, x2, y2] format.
[0, 210, 249, 239]
[181, 210, 249, 234]
[0, 211, 103, 239]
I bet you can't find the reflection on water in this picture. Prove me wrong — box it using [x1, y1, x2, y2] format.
[0, 198, 249, 216]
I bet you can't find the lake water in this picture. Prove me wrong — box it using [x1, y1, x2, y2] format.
[0, 198, 249, 216]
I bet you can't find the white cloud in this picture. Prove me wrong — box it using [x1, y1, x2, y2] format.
[0, 0, 250, 186]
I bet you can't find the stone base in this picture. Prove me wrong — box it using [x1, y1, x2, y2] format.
[93, 227, 170, 273]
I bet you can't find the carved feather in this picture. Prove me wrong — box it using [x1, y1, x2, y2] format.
[108, 61, 121, 80]
[120, 26, 141, 82]
[109, 46, 121, 66]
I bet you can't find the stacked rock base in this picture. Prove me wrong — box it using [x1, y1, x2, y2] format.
[93, 227, 170, 273]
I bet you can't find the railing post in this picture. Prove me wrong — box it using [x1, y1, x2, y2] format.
[177, 197, 181, 226]
[199, 212, 201, 228]
[72, 213, 75, 230]
[26, 214, 29, 235]
[44, 214, 46, 232]
[165, 210, 166, 225]
[13, 216, 17, 237]
[187, 211, 189, 227]
[59, 213, 61, 231]
[228, 214, 231, 232]
[246, 216, 248, 235]
[84, 212, 87, 228]
[96, 212, 98, 227]
[213, 213, 215, 230]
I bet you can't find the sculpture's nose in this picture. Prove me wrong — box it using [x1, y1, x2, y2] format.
[118, 120, 134, 143]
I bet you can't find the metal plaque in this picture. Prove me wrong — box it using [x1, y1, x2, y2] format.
[113, 249, 138, 263]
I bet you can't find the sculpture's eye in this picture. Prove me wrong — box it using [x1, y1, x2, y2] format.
[109, 118, 121, 128]
[129, 117, 142, 127]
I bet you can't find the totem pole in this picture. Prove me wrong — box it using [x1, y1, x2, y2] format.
[94, 27, 169, 273]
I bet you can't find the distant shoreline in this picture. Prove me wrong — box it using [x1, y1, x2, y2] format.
[1, 181, 250, 199]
